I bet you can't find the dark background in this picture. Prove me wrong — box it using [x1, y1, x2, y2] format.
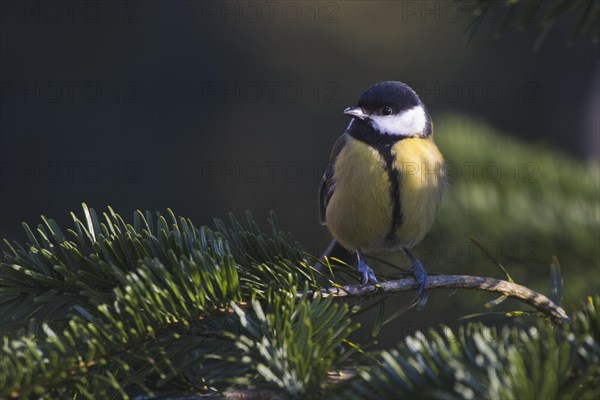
[1, 1, 599, 340]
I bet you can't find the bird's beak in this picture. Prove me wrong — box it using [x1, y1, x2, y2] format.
[343, 107, 368, 120]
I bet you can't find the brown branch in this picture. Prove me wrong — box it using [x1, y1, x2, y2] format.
[157, 276, 571, 399]
[309, 274, 570, 324]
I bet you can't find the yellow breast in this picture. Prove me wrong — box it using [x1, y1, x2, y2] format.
[325, 135, 445, 252]
[325, 136, 392, 251]
[392, 137, 445, 248]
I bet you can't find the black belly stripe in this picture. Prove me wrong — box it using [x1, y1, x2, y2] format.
[375, 144, 403, 242]
[348, 122, 409, 243]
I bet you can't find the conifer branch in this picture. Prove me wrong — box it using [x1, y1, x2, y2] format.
[310, 274, 570, 324]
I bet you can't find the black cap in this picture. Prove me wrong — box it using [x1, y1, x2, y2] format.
[357, 81, 422, 114]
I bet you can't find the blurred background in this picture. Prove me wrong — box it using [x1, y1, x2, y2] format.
[1, 1, 598, 341]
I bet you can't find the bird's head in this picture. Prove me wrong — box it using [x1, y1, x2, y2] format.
[344, 81, 430, 139]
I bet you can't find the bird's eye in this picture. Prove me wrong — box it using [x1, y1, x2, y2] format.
[381, 106, 393, 116]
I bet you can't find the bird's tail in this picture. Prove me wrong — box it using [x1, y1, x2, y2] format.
[312, 240, 354, 272]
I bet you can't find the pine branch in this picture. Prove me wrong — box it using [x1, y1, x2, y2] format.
[0, 206, 314, 326]
[1, 205, 593, 398]
[309, 274, 570, 324]
[179, 296, 600, 399]
[458, 0, 600, 48]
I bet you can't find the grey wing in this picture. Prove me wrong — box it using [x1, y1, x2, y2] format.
[319, 134, 347, 225]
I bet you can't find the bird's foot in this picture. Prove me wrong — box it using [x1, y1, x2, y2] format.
[358, 259, 380, 285]
[412, 264, 429, 309]
[404, 249, 429, 309]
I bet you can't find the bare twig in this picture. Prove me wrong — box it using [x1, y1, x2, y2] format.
[308, 274, 570, 324]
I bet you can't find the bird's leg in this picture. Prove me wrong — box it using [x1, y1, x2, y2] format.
[357, 250, 379, 285]
[403, 248, 429, 307]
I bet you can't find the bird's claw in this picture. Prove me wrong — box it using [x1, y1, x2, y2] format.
[412, 263, 428, 297]
[404, 249, 429, 309]
[358, 259, 380, 285]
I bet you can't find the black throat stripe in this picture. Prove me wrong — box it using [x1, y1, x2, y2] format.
[375, 143, 403, 242]
[348, 121, 410, 243]
[350, 134, 404, 243]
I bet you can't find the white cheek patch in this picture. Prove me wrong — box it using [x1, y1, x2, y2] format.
[370, 106, 427, 136]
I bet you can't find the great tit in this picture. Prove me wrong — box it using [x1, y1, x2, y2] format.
[318, 81, 446, 300]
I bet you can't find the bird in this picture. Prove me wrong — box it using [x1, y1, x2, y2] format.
[318, 81, 446, 303]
